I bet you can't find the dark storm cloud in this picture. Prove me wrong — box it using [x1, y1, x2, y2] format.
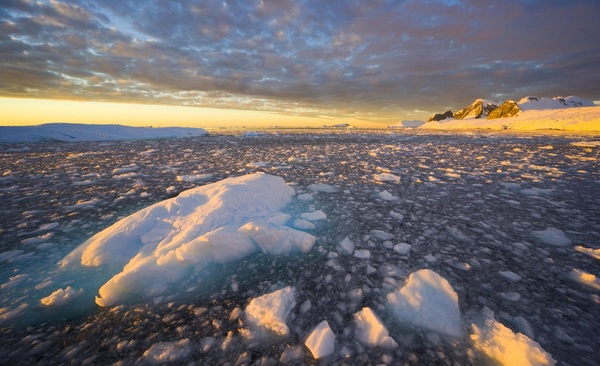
[1, 0, 599, 122]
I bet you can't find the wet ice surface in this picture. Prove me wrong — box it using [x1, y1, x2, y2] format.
[1, 132, 599, 365]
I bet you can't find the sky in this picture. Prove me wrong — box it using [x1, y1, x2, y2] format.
[1, 0, 599, 128]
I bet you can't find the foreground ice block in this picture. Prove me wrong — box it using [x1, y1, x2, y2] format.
[471, 308, 556, 366]
[354, 307, 398, 349]
[305, 320, 335, 359]
[386, 269, 463, 337]
[60, 173, 316, 306]
[245, 286, 297, 337]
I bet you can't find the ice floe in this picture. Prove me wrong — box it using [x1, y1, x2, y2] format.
[305, 320, 335, 359]
[386, 269, 463, 337]
[40, 287, 84, 307]
[531, 227, 572, 246]
[471, 308, 556, 366]
[244, 286, 297, 337]
[353, 307, 398, 349]
[59, 173, 316, 306]
[142, 338, 192, 365]
[568, 269, 600, 291]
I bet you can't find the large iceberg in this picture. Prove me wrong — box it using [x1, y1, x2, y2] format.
[60, 173, 315, 306]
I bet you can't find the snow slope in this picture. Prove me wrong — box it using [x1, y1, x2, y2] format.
[0, 123, 208, 143]
[518, 96, 595, 111]
[60, 173, 315, 306]
[420, 106, 600, 132]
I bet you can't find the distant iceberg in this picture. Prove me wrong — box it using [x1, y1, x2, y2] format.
[0, 123, 208, 143]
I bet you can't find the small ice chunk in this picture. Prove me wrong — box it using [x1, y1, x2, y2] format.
[386, 269, 462, 337]
[354, 250, 371, 259]
[40, 286, 84, 307]
[574, 246, 600, 260]
[0, 250, 25, 262]
[531, 227, 571, 246]
[378, 190, 398, 201]
[297, 193, 314, 201]
[176, 174, 213, 182]
[280, 345, 304, 363]
[500, 292, 521, 302]
[0, 304, 29, 326]
[354, 307, 398, 349]
[348, 288, 364, 303]
[514, 316, 534, 339]
[1, 274, 29, 289]
[339, 237, 355, 255]
[569, 268, 600, 291]
[245, 286, 296, 336]
[471, 308, 556, 366]
[246, 162, 268, 167]
[370, 230, 394, 241]
[300, 210, 327, 221]
[300, 300, 312, 314]
[307, 183, 338, 193]
[393, 243, 411, 255]
[293, 219, 316, 230]
[389, 211, 404, 221]
[305, 320, 335, 359]
[499, 271, 522, 282]
[424, 254, 437, 263]
[373, 173, 401, 183]
[143, 339, 191, 365]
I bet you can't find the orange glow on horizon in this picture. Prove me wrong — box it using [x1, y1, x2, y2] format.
[0, 98, 382, 129]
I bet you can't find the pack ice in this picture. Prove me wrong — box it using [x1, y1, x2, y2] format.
[60, 173, 315, 306]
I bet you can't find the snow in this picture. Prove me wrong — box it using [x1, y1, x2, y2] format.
[354, 307, 398, 349]
[518, 96, 595, 111]
[531, 227, 572, 246]
[40, 286, 84, 307]
[244, 287, 297, 337]
[59, 173, 315, 306]
[421, 105, 600, 131]
[0, 123, 208, 143]
[305, 320, 335, 359]
[143, 338, 192, 365]
[471, 308, 556, 366]
[386, 269, 463, 337]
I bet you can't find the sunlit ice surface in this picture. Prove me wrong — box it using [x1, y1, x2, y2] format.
[0, 131, 599, 365]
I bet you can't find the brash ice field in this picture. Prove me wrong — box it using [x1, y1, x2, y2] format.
[0, 132, 599, 365]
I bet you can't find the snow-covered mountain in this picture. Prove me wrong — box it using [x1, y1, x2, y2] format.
[453, 99, 499, 119]
[517, 96, 596, 111]
[0, 123, 208, 143]
[421, 105, 600, 131]
[422, 95, 598, 131]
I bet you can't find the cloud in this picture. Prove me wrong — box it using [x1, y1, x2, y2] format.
[1, 0, 599, 123]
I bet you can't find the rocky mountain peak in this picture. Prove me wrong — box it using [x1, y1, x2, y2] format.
[453, 99, 499, 119]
